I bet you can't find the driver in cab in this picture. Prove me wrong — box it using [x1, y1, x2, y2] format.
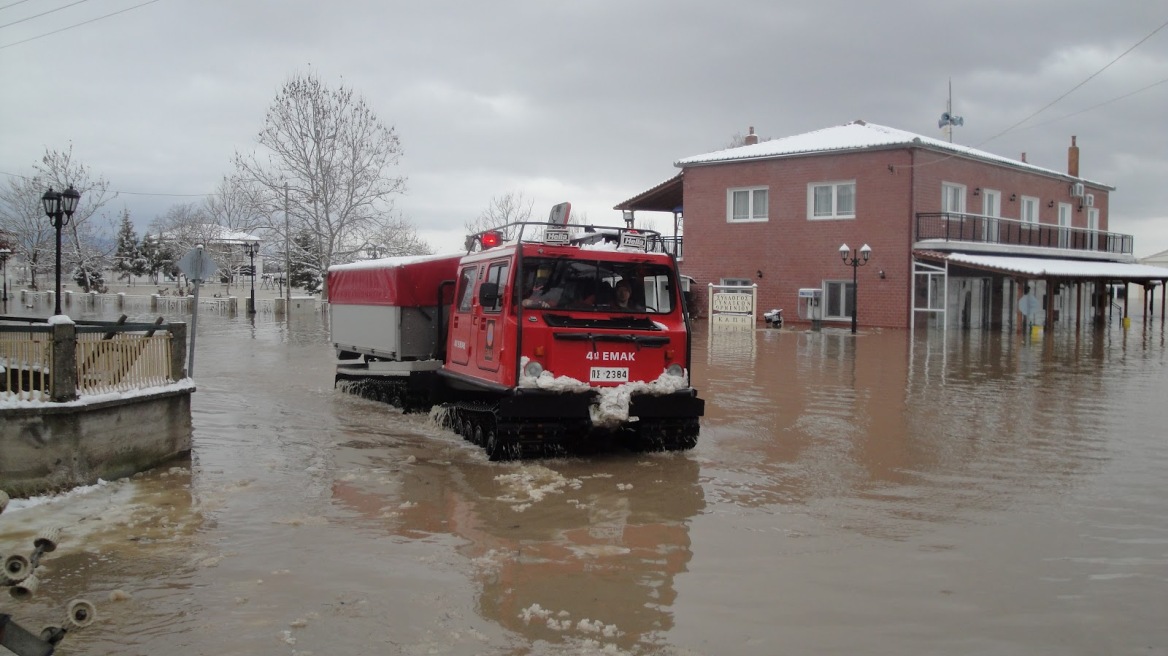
[522, 265, 562, 308]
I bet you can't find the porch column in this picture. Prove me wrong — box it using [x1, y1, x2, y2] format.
[1045, 278, 1055, 332]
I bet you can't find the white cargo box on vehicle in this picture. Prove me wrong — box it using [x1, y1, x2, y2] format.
[327, 254, 462, 361]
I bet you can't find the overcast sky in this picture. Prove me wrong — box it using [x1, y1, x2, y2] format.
[2, 1, 1166, 256]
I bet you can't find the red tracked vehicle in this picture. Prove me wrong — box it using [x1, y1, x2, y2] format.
[328, 205, 704, 460]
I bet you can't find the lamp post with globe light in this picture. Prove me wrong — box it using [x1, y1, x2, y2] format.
[0, 246, 12, 311]
[243, 241, 259, 315]
[42, 186, 81, 316]
[839, 243, 871, 334]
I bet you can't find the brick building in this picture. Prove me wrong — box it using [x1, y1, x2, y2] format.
[617, 121, 1168, 331]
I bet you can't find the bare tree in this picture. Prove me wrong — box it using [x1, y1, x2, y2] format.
[0, 173, 54, 289]
[359, 213, 432, 259]
[205, 174, 264, 234]
[0, 146, 117, 292]
[464, 191, 536, 239]
[232, 72, 426, 298]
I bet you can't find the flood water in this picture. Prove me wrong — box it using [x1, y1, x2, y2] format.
[4, 305, 1168, 655]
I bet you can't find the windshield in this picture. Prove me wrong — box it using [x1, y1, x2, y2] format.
[518, 257, 675, 314]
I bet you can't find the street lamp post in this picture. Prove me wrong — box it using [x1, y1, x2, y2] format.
[42, 186, 81, 316]
[839, 243, 872, 334]
[243, 241, 259, 315]
[0, 247, 12, 311]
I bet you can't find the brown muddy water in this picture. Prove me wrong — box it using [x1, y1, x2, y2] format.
[3, 308, 1168, 655]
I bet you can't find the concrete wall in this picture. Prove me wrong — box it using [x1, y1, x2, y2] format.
[0, 389, 193, 497]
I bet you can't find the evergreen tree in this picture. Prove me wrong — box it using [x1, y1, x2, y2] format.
[289, 228, 323, 294]
[73, 260, 107, 293]
[114, 210, 147, 284]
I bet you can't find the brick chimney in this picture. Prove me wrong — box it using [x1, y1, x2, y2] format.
[1068, 136, 1080, 177]
[745, 126, 759, 146]
[1021, 152, 1027, 163]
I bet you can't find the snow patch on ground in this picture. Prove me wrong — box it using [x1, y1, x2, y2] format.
[494, 465, 580, 510]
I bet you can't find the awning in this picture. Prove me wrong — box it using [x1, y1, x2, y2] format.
[916, 251, 1168, 282]
[613, 173, 683, 213]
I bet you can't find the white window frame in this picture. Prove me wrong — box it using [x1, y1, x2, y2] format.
[720, 277, 753, 293]
[726, 187, 769, 223]
[942, 182, 966, 214]
[1087, 208, 1100, 250]
[807, 181, 856, 220]
[1020, 196, 1039, 225]
[823, 280, 854, 321]
[982, 189, 1001, 242]
[1058, 203, 1072, 248]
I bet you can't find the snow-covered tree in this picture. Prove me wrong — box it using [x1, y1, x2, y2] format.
[113, 209, 147, 284]
[232, 72, 429, 298]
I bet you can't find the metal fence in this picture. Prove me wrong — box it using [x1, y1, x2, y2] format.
[1, 319, 186, 403]
[0, 326, 51, 401]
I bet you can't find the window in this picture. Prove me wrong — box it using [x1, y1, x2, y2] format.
[942, 183, 966, 214]
[482, 261, 509, 313]
[727, 187, 768, 222]
[808, 181, 856, 219]
[456, 266, 477, 312]
[1020, 196, 1039, 225]
[824, 281, 854, 320]
[720, 277, 753, 293]
[1087, 208, 1100, 250]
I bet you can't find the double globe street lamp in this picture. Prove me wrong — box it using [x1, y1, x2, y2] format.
[42, 185, 81, 316]
[839, 243, 872, 334]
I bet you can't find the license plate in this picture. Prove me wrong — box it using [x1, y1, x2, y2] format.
[590, 367, 629, 383]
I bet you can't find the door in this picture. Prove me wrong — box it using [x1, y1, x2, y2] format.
[448, 265, 477, 366]
[982, 189, 1001, 243]
[475, 260, 510, 373]
[1058, 203, 1072, 248]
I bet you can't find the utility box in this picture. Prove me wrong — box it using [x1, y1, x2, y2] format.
[798, 288, 823, 330]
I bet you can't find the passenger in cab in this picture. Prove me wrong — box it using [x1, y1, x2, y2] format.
[613, 279, 643, 311]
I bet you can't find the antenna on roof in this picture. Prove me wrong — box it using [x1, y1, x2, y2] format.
[937, 78, 964, 143]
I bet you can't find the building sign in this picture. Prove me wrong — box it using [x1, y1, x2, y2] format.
[712, 292, 754, 314]
[707, 283, 757, 330]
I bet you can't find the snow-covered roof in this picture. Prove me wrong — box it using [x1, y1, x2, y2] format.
[944, 253, 1168, 280]
[675, 121, 1112, 188]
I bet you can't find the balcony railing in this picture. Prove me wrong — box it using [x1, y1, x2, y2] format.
[915, 212, 1133, 255]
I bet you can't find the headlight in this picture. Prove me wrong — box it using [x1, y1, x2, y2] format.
[524, 360, 544, 378]
[665, 364, 684, 377]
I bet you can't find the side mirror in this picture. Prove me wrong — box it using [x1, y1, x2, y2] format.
[478, 282, 500, 307]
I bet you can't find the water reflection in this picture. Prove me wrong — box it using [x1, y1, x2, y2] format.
[692, 324, 1127, 536]
[5, 302, 1167, 654]
[331, 448, 704, 651]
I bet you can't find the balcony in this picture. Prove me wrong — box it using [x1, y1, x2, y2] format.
[915, 212, 1133, 256]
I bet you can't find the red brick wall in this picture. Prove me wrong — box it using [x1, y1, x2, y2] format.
[680, 147, 1109, 329]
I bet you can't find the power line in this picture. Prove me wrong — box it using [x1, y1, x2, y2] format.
[0, 0, 161, 50]
[1017, 76, 1168, 131]
[0, 0, 36, 12]
[0, 0, 94, 30]
[973, 17, 1168, 149]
